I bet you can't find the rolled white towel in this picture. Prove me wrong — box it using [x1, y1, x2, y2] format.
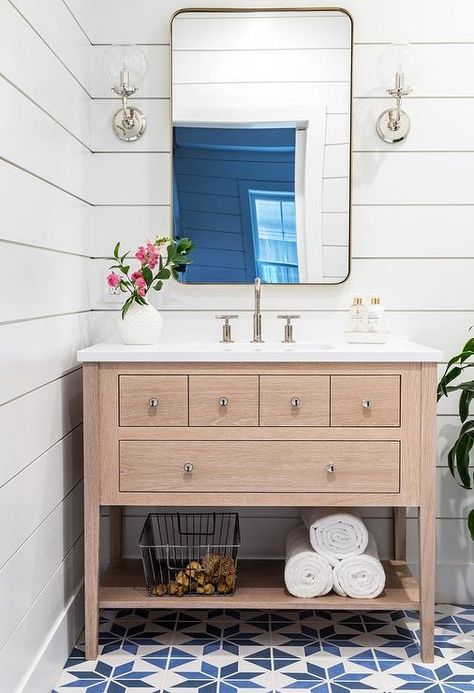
[284, 525, 333, 598]
[333, 533, 386, 599]
[302, 508, 369, 566]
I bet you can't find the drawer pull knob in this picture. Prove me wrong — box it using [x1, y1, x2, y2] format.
[290, 397, 301, 407]
[183, 462, 193, 473]
[148, 397, 159, 408]
[326, 463, 336, 473]
[218, 396, 229, 407]
[362, 399, 371, 408]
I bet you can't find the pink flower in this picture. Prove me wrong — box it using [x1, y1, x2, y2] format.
[135, 246, 147, 264]
[131, 270, 147, 298]
[107, 272, 120, 288]
[146, 241, 159, 269]
[131, 271, 143, 281]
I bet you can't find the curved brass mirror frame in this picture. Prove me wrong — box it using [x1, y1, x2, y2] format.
[169, 7, 353, 286]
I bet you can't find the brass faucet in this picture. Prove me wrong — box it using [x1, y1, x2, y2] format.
[251, 277, 263, 343]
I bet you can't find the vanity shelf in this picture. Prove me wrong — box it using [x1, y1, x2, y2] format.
[100, 558, 419, 611]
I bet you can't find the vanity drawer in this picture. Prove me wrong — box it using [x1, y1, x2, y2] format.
[330, 375, 400, 427]
[119, 375, 188, 427]
[119, 440, 400, 493]
[260, 376, 329, 426]
[189, 375, 258, 426]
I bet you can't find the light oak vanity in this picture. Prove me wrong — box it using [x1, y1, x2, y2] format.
[79, 341, 441, 662]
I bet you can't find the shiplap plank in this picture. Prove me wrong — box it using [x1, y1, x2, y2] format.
[0, 312, 89, 405]
[10, 0, 90, 87]
[0, 482, 83, 651]
[0, 427, 83, 568]
[353, 206, 474, 258]
[1, 244, 90, 323]
[0, 0, 89, 144]
[92, 153, 169, 204]
[323, 143, 350, 178]
[173, 48, 350, 85]
[0, 537, 84, 693]
[173, 82, 350, 113]
[68, 0, 474, 45]
[0, 369, 82, 488]
[173, 13, 351, 51]
[0, 161, 90, 255]
[87, 206, 170, 257]
[0, 78, 90, 200]
[354, 152, 474, 205]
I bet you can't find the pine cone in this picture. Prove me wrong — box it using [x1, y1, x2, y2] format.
[218, 556, 235, 579]
[152, 583, 168, 597]
[202, 553, 221, 578]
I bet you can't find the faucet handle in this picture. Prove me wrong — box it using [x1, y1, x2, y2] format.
[277, 314, 300, 343]
[215, 314, 238, 343]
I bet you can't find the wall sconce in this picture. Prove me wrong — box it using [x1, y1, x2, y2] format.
[105, 44, 147, 142]
[376, 43, 413, 143]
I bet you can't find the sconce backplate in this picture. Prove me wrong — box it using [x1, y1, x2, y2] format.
[376, 109, 410, 143]
[113, 107, 147, 142]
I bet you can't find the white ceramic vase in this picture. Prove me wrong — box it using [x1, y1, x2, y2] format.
[119, 300, 163, 345]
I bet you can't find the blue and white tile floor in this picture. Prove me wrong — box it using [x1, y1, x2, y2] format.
[53, 604, 473, 693]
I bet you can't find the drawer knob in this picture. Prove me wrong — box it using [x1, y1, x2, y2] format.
[326, 463, 336, 473]
[290, 397, 301, 407]
[218, 396, 229, 407]
[148, 397, 159, 408]
[183, 462, 193, 473]
[362, 399, 371, 408]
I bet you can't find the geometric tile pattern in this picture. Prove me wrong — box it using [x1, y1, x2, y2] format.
[52, 604, 474, 692]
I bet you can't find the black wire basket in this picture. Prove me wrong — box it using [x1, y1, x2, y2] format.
[139, 512, 241, 597]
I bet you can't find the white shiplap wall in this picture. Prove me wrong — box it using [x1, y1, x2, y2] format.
[0, 0, 90, 690]
[67, 0, 474, 605]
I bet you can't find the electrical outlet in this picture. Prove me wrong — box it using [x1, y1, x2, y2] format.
[103, 269, 123, 303]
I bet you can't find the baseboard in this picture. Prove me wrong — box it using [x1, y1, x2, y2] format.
[20, 584, 84, 693]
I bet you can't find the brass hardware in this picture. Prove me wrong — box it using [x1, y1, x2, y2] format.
[290, 397, 301, 407]
[278, 314, 300, 343]
[326, 463, 336, 473]
[148, 397, 159, 408]
[362, 399, 371, 408]
[215, 314, 238, 343]
[183, 462, 193, 472]
[218, 396, 229, 407]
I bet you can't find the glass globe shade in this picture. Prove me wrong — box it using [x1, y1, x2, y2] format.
[376, 43, 415, 91]
[105, 44, 147, 86]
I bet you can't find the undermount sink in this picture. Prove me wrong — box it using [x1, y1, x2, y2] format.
[209, 342, 334, 352]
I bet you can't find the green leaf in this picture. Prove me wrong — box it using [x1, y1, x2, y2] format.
[454, 432, 473, 489]
[153, 280, 163, 291]
[142, 266, 153, 286]
[166, 243, 176, 260]
[113, 242, 120, 259]
[121, 296, 133, 319]
[468, 508, 474, 542]
[438, 365, 462, 400]
[459, 388, 473, 422]
[156, 268, 171, 280]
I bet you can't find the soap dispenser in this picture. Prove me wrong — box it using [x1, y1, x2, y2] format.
[348, 296, 365, 332]
[367, 296, 384, 333]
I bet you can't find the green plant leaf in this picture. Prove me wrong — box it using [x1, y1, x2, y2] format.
[113, 242, 120, 259]
[455, 432, 473, 489]
[459, 388, 473, 422]
[468, 508, 474, 541]
[156, 268, 171, 280]
[167, 243, 176, 260]
[153, 280, 163, 291]
[142, 266, 153, 286]
[121, 296, 132, 319]
[438, 365, 462, 400]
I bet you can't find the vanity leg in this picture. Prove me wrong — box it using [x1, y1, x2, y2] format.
[109, 506, 122, 562]
[393, 508, 406, 560]
[84, 364, 100, 660]
[419, 363, 437, 663]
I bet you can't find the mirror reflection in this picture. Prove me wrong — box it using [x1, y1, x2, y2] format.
[171, 10, 352, 284]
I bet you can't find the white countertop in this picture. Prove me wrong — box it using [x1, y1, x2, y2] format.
[77, 340, 442, 363]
